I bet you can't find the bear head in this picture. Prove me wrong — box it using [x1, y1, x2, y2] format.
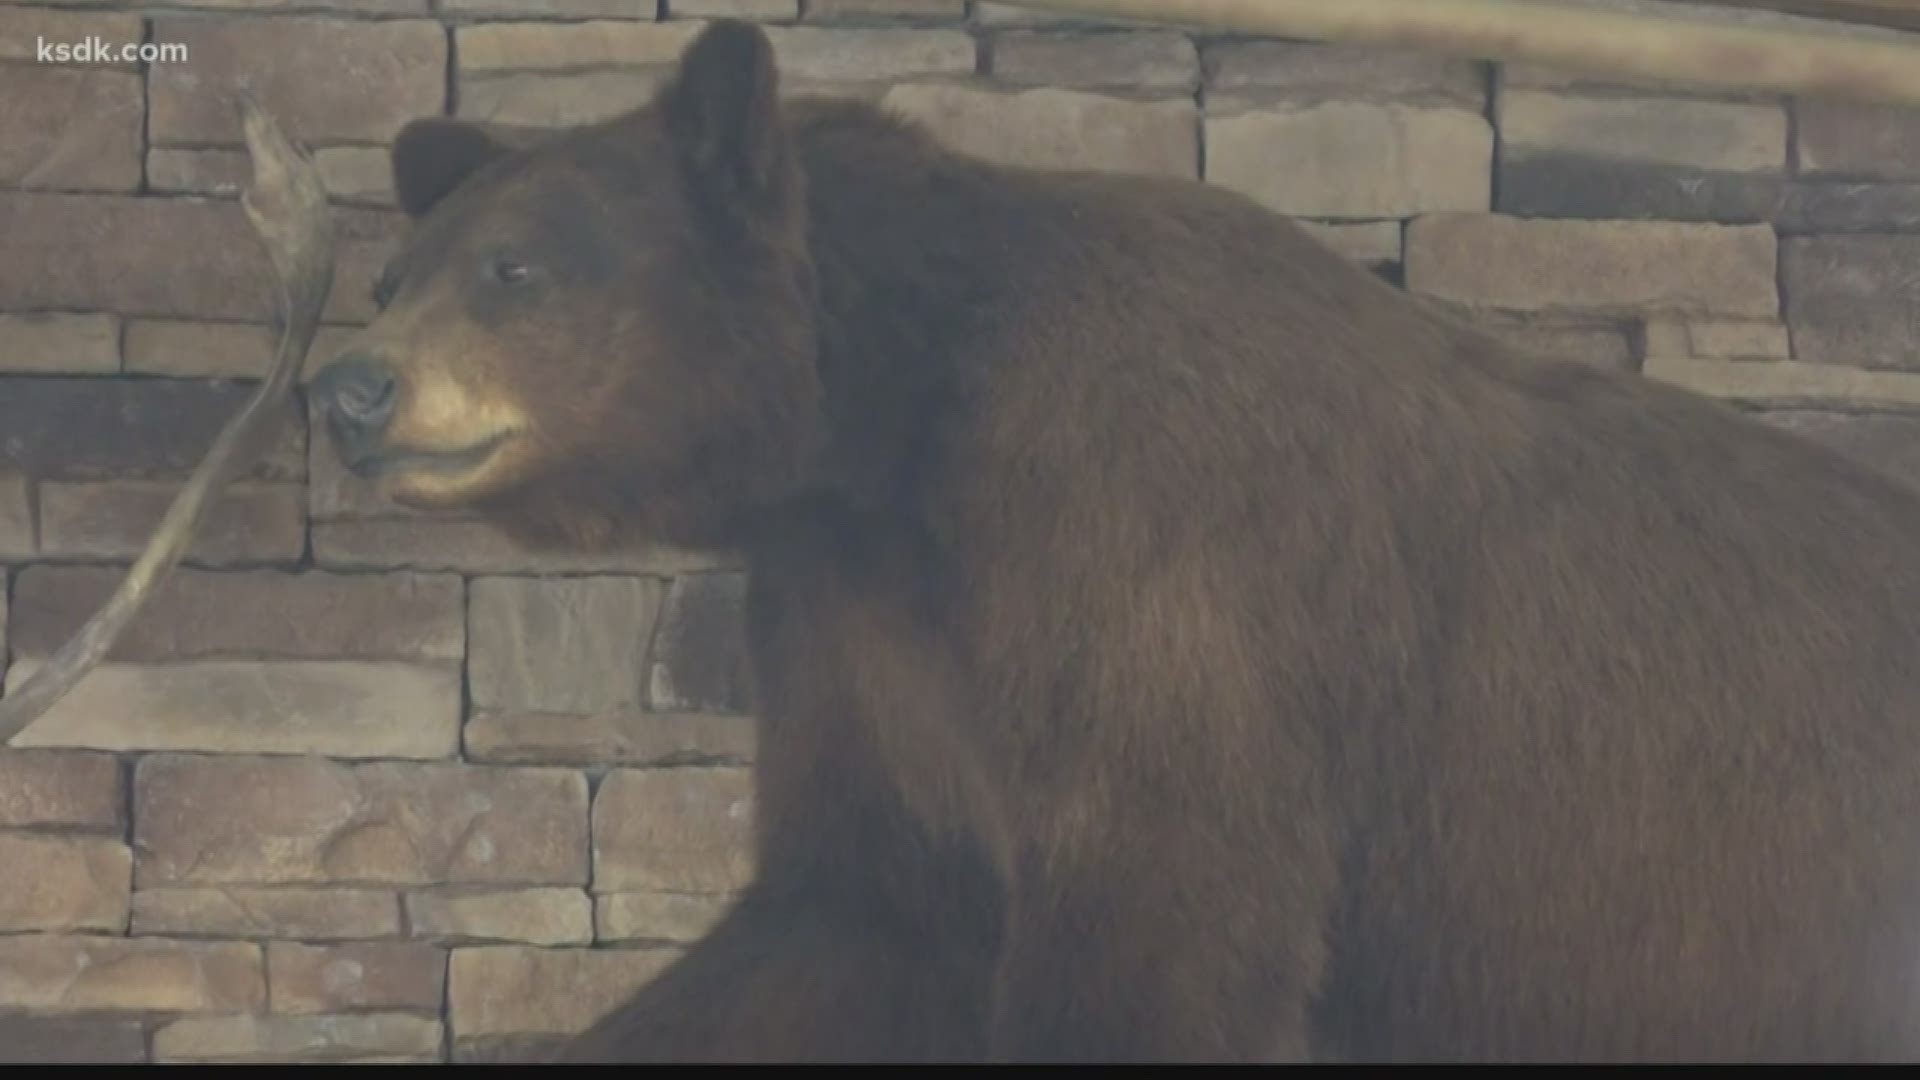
[310, 21, 825, 550]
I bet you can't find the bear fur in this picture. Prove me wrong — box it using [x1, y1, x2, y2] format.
[311, 20, 1920, 1062]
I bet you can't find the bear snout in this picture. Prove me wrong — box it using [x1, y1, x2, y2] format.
[312, 352, 400, 468]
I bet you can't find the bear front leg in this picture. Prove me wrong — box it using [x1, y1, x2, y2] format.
[561, 542, 1013, 1062]
[987, 802, 1338, 1063]
[560, 882, 993, 1062]
[562, 566, 1004, 1062]
[559, 750, 1003, 1063]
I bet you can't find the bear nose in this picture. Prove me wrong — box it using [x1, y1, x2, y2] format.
[314, 353, 398, 435]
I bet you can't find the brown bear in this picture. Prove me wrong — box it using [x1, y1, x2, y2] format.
[308, 19, 1920, 1063]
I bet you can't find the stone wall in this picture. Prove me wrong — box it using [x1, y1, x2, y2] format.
[3, 0, 1919, 1063]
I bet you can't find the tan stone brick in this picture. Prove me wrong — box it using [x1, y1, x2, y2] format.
[595, 891, 734, 944]
[1795, 99, 1920, 182]
[456, 20, 701, 75]
[0, 834, 129, 932]
[6, 660, 461, 759]
[1499, 91, 1787, 174]
[883, 84, 1196, 177]
[442, 0, 655, 14]
[453, 1035, 571, 1062]
[0, 750, 123, 831]
[166, 1, 427, 10]
[649, 572, 754, 714]
[1643, 357, 1920, 410]
[1496, 61, 1710, 98]
[136, 755, 590, 887]
[0, 376, 304, 481]
[459, 70, 669, 128]
[1641, 315, 1694, 360]
[0, 935, 264, 1014]
[1297, 220, 1403, 268]
[465, 710, 757, 768]
[124, 320, 356, 381]
[268, 941, 446, 1014]
[593, 768, 755, 894]
[808, 0, 965, 20]
[470, 576, 664, 714]
[974, 1, 1091, 26]
[1405, 215, 1779, 319]
[1783, 235, 1920, 372]
[991, 30, 1196, 90]
[132, 887, 403, 940]
[0, 472, 30, 560]
[150, 18, 446, 147]
[0, 7, 144, 66]
[1796, 176, 1920, 237]
[766, 26, 974, 82]
[0, 67, 141, 193]
[406, 887, 594, 945]
[1205, 41, 1486, 108]
[1469, 312, 1640, 371]
[1662, 319, 1794, 360]
[669, 0, 798, 18]
[0, 1016, 147, 1064]
[1206, 103, 1491, 220]
[1496, 153, 1786, 224]
[0, 312, 119, 375]
[125, 316, 256, 375]
[157, 146, 389, 207]
[314, 517, 738, 576]
[37, 481, 306, 567]
[318, 148, 398, 207]
[146, 148, 250, 200]
[449, 946, 677, 1038]
[11, 567, 464, 662]
[0, 195, 401, 326]
[153, 1014, 444, 1063]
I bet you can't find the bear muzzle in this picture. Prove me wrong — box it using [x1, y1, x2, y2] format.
[312, 352, 400, 471]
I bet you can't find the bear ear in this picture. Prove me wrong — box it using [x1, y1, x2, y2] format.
[660, 19, 789, 218]
[391, 119, 514, 219]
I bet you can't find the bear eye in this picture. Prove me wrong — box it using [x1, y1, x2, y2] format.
[489, 258, 532, 286]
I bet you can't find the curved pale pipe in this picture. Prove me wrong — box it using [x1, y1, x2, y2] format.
[1009, 0, 1920, 107]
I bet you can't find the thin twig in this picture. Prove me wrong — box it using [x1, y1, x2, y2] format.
[0, 95, 334, 744]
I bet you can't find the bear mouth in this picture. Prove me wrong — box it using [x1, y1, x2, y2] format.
[345, 434, 511, 481]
